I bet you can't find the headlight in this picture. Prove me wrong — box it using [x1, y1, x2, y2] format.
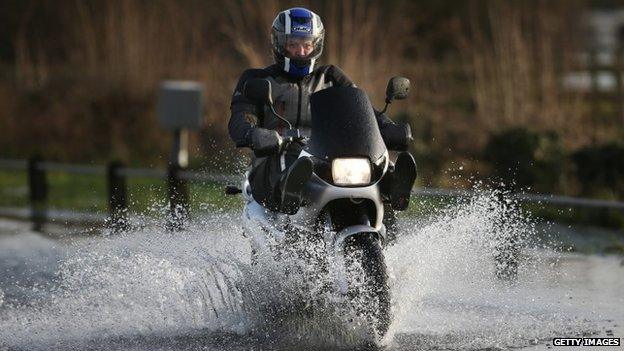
[332, 158, 371, 186]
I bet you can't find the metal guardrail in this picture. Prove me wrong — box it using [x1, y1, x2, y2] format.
[0, 159, 240, 183]
[1, 158, 624, 232]
[513, 192, 624, 210]
[177, 170, 240, 183]
[0, 158, 211, 232]
[38, 162, 106, 175]
[413, 187, 473, 198]
[0, 159, 27, 170]
[116, 167, 166, 178]
[412, 187, 624, 210]
[0, 207, 107, 225]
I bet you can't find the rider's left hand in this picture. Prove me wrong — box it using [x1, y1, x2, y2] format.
[251, 128, 282, 157]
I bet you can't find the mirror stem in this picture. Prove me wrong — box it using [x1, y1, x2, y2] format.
[380, 101, 390, 114]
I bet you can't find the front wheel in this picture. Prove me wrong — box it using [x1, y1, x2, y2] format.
[343, 233, 391, 340]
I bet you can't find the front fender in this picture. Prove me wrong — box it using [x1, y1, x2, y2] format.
[332, 224, 386, 255]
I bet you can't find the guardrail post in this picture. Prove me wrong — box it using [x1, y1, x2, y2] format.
[167, 164, 189, 231]
[28, 156, 47, 231]
[107, 161, 128, 232]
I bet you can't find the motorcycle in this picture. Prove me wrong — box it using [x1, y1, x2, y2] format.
[226, 77, 415, 340]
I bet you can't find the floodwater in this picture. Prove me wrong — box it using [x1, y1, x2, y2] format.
[0, 194, 622, 350]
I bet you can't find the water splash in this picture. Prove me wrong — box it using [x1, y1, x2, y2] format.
[385, 190, 609, 349]
[0, 214, 252, 350]
[0, 190, 621, 350]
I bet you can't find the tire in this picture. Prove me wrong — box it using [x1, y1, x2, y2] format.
[343, 233, 391, 340]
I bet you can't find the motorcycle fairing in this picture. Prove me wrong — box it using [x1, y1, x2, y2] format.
[307, 86, 386, 162]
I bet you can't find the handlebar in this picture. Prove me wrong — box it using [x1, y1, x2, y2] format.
[279, 134, 307, 153]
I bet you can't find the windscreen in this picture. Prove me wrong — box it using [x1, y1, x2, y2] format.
[306, 86, 386, 162]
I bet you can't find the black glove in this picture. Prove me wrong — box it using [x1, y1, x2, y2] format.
[381, 123, 413, 151]
[251, 128, 282, 157]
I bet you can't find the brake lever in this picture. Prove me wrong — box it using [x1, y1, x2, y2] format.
[294, 136, 308, 146]
[278, 136, 307, 154]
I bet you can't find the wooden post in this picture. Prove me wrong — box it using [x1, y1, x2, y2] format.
[107, 161, 128, 232]
[167, 163, 189, 231]
[28, 156, 47, 231]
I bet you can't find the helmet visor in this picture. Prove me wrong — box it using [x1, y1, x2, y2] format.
[274, 32, 323, 61]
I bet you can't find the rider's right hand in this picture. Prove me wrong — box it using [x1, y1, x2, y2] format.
[251, 128, 282, 157]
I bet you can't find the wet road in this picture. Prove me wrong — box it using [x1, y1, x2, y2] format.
[0, 194, 622, 350]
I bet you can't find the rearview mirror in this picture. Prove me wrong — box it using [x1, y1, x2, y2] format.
[386, 77, 410, 102]
[243, 78, 273, 105]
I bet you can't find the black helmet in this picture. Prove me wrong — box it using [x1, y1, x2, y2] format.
[271, 8, 324, 77]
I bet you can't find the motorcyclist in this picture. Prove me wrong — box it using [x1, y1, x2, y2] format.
[228, 7, 416, 214]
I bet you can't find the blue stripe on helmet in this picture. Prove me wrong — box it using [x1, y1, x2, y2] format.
[290, 8, 312, 19]
[289, 8, 313, 35]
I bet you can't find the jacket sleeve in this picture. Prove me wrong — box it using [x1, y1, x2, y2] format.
[325, 65, 356, 88]
[325, 65, 395, 129]
[228, 69, 264, 148]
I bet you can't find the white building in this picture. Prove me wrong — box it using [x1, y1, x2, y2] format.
[563, 8, 624, 92]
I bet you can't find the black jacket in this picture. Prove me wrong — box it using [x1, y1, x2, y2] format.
[228, 64, 394, 148]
